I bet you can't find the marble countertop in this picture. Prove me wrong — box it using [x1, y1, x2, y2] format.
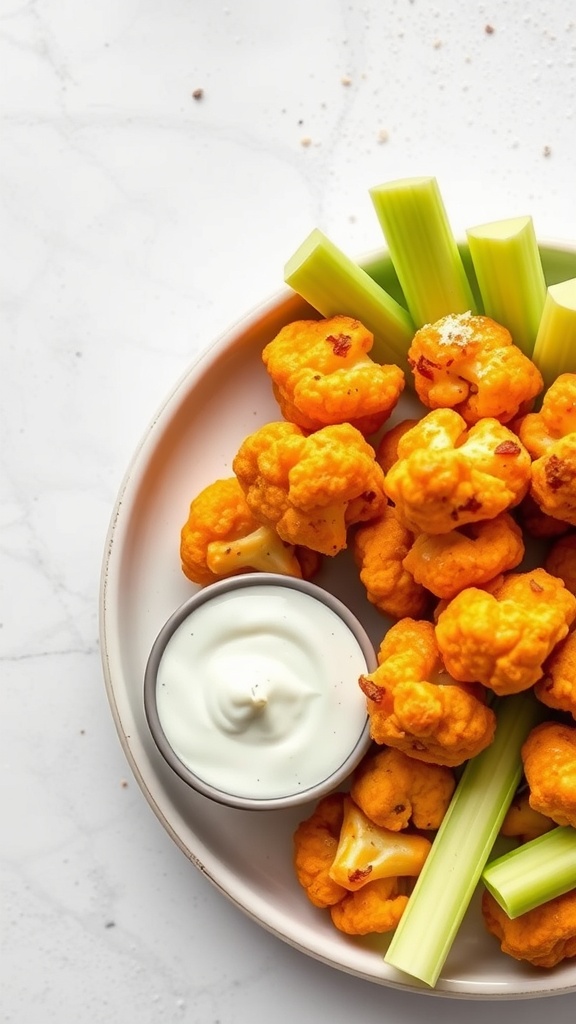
[3, 1, 576, 1020]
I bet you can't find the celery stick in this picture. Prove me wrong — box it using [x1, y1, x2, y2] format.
[284, 228, 415, 374]
[369, 176, 477, 327]
[383, 692, 543, 988]
[466, 216, 547, 358]
[482, 826, 576, 919]
[531, 277, 576, 389]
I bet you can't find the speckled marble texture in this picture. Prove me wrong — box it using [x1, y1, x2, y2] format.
[2, 1, 576, 1020]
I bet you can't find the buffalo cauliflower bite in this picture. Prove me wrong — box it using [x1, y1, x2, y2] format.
[294, 794, 431, 936]
[351, 506, 430, 620]
[408, 311, 543, 425]
[482, 888, 576, 968]
[545, 532, 576, 595]
[180, 476, 305, 585]
[350, 746, 455, 831]
[402, 512, 525, 601]
[375, 418, 419, 474]
[358, 618, 496, 767]
[500, 789, 555, 844]
[535, 630, 576, 720]
[330, 877, 412, 936]
[383, 409, 531, 535]
[435, 568, 576, 696]
[232, 420, 387, 556]
[522, 721, 576, 828]
[518, 373, 576, 526]
[261, 315, 405, 435]
[292, 793, 348, 908]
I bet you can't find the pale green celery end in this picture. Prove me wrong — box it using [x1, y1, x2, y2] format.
[383, 693, 543, 989]
[482, 826, 576, 919]
[284, 229, 415, 375]
[531, 278, 576, 389]
[369, 177, 477, 327]
[466, 217, 547, 358]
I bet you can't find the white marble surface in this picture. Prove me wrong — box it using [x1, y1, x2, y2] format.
[2, 1, 576, 1020]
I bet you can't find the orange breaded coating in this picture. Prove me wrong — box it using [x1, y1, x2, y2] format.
[351, 506, 430, 620]
[535, 630, 576, 720]
[517, 373, 576, 458]
[232, 420, 387, 556]
[350, 747, 455, 831]
[293, 792, 348, 908]
[359, 618, 496, 767]
[545, 532, 576, 595]
[262, 315, 405, 435]
[375, 418, 419, 474]
[402, 513, 525, 600]
[383, 409, 532, 535]
[180, 476, 303, 585]
[330, 877, 411, 935]
[408, 311, 543, 425]
[522, 721, 576, 828]
[516, 493, 571, 540]
[500, 790, 555, 844]
[518, 374, 576, 526]
[482, 888, 576, 969]
[436, 569, 576, 696]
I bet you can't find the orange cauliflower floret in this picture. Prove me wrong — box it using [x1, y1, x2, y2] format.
[358, 618, 496, 766]
[383, 409, 531, 535]
[482, 888, 576, 968]
[545, 532, 576, 596]
[294, 794, 431, 936]
[535, 630, 576, 720]
[232, 420, 387, 556]
[375, 418, 419, 474]
[518, 373, 576, 526]
[522, 721, 576, 828]
[293, 793, 348, 908]
[180, 477, 306, 585]
[435, 568, 576, 696]
[402, 513, 525, 601]
[408, 311, 543, 425]
[330, 877, 411, 936]
[500, 789, 555, 844]
[351, 506, 430, 620]
[261, 315, 405, 435]
[350, 747, 455, 831]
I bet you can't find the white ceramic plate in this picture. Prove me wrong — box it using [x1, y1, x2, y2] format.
[100, 244, 576, 999]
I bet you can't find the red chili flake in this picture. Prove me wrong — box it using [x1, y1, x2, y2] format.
[529, 578, 545, 593]
[361, 490, 377, 504]
[414, 354, 441, 380]
[326, 333, 352, 356]
[545, 454, 571, 491]
[359, 675, 384, 703]
[451, 495, 483, 519]
[349, 866, 373, 884]
[494, 440, 522, 456]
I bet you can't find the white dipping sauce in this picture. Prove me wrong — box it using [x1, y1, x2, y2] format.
[154, 583, 370, 800]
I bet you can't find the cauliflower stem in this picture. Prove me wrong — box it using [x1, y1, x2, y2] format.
[383, 691, 544, 988]
[482, 825, 576, 920]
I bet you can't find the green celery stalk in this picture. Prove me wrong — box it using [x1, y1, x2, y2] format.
[482, 826, 576, 919]
[283, 228, 415, 374]
[466, 216, 547, 358]
[383, 692, 543, 989]
[531, 277, 576, 389]
[369, 176, 477, 327]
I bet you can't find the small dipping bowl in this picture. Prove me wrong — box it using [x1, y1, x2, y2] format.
[144, 572, 377, 811]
